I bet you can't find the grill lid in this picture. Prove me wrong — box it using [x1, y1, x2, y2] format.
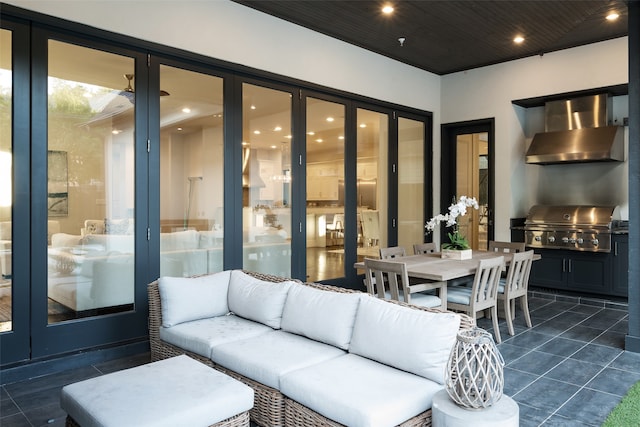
[525, 205, 619, 228]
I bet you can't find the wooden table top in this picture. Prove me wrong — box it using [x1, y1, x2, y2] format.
[354, 250, 540, 282]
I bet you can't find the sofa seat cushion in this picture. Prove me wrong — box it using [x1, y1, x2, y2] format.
[211, 330, 345, 390]
[281, 283, 361, 350]
[280, 354, 442, 427]
[159, 271, 231, 327]
[160, 314, 272, 358]
[349, 295, 460, 385]
[228, 270, 294, 329]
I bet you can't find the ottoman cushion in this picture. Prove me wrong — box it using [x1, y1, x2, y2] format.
[61, 355, 253, 427]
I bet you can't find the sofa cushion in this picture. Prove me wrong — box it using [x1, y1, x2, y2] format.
[51, 233, 83, 248]
[81, 234, 134, 253]
[160, 315, 272, 358]
[228, 270, 294, 329]
[159, 271, 231, 327]
[281, 283, 361, 350]
[349, 295, 460, 385]
[280, 354, 442, 427]
[211, 330, 345, 390]
[160, 230, 200, 251]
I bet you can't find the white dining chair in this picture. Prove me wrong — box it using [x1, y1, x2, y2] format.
[413, 242, 438, 254]
[498, 250, 534, 336]
[447, 256, 504, 343]
[364, 258, 444, 309]
[379, 246, 406, 259]
[488, 241, 525, 253]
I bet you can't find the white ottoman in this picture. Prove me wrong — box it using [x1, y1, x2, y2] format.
[432, 389, 519, 427]
[61, 355, 253, 427]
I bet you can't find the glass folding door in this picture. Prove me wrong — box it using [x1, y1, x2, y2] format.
[159, 65, 224, 277]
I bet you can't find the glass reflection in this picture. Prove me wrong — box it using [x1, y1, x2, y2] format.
[0, 29, 12, 331]
[242, 84, 292, 277]
[159, 65, 224, 276]
[47, 40, 135, 323]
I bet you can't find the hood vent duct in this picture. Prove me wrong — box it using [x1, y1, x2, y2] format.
[526, 94, 625, 165]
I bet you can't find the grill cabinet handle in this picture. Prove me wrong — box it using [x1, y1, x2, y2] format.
[568, 259, 572, 273]
[562, 259, 566, 272]
[615, 241, 618, 256]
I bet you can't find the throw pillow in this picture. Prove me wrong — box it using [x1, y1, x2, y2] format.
[159, 270, 231, 327]
[281, 283, 361, 350]
[349, 295, 461, 385]
[228, 270, 294, 329]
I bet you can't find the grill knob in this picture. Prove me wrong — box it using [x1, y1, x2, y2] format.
[562, 237, 569, 243]
[592, 239, 599, 246]
[535, 236, 541, 242]
[577, 238, 584, 244]
[548, 236, 555, 243]
[569, 237, 576, 244]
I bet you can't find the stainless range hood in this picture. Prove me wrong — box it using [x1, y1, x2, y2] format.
[526, 94, 625, 165]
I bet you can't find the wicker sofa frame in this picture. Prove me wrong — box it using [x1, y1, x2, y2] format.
[147, 271, 475, 427]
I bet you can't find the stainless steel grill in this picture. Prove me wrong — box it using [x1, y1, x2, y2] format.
[524, 205, 624, 253]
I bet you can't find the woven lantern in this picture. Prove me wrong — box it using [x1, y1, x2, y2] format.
[445, 327, 505, 409]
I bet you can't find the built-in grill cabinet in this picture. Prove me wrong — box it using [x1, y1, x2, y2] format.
[520, 205, 628, 297]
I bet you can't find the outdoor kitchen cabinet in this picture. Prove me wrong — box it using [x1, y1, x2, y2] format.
[530, 248, 626, 297]
[612, 233, 629, 297]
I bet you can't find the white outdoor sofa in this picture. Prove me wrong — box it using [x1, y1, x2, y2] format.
[148, 270, 475, 427]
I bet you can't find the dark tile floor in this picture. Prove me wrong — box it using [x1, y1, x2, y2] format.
[1, 291, 637, 427]
[476, 290, 640, 427]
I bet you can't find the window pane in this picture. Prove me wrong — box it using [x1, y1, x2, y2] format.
[160, 65, 224, 276]
[398, 117, 425, 250]
[0, 29, 12, 332]
[357, 108, 388, 259]
[47, 40, 135, 322]
[306, 97, 345, 282]
[242, 84, 292, 277]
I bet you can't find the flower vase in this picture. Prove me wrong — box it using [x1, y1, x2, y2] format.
[441, 248, 472, 260]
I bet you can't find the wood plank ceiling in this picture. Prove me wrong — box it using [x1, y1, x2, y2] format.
[232, 1, 629, 75]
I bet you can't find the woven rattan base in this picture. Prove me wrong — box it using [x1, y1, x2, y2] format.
[65, 411, 250, 427]
[285, 398, 432, 427]
[147, 271, 473, 427]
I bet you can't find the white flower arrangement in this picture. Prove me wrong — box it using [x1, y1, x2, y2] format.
[425, 196, 479, 250]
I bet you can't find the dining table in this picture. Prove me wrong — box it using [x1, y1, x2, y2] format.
[354, 250, 541, 310]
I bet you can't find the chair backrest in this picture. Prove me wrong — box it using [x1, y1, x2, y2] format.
[379, 246, 406, 259]
[488, 240, 525, 253]
[331, 213, 345, 230]
[413, 242, 437, 254]
[364, 257, 410, 303]
[469, 256, 504, 312]
[361, 211, 380, 243]
[503, 250, 534, 297]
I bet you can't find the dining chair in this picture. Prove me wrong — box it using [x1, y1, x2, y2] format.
[498, 250, 534, 336]
[363, 258, 444, 309]
[488, 240, 525, 253]
[360, 211, 380, 247]
[446, 256, 504, 343]
[326, 213, 345, 246]
[379, 246, 407, 259]
[413, 242, 438, 254]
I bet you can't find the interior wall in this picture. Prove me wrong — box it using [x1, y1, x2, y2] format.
[441, 37, 629, 240]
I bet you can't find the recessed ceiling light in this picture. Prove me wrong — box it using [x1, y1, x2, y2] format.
[253, 130, 261, 135]
[182, 107, 191, 113]
[513, 35, 525, 44]
[606, 12, 619, 21]
[250, 105, 256, 110]
[177, 127, 183, 131]
[307, 131, 315, 136]
[338, 136, 344, 140]
[285, 135, 292, 139]
[382, 4, 394, 14]
[274, 126, 282, 131]
[242, 141, 248, 145]
[316, 139, 323, 143]
[270, 145, 277, 149]
[111, 129, 121, 135]
[326, 117, 334, 122]
[359, 123, 367, 128]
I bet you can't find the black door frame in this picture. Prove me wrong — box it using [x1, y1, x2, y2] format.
[440, 118, 495, 248]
